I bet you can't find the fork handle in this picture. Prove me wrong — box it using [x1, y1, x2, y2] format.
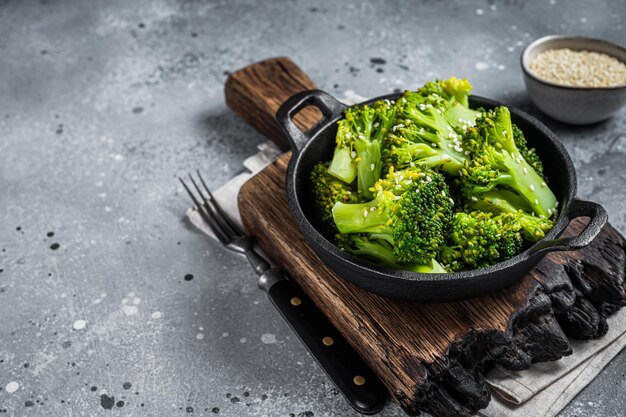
[260, 268, 388, 415]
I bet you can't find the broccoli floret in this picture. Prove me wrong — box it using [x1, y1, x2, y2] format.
[419, 77, 473, 107]
[327, 124, 357, 184]
[336, 234, 447, 273]
[313, 78, 555, 274]
[468, 190, 554, 242]
[328, 101, 396, 198]
[335, 233, 397, 264]
[460, 106, 557, 218]
[440, 211, 524, 272]
[382, 128, 466, 175]
[382, 81, 480, 176]
[310, 162, 362, 233]
[417, 77, 481, 128]
[332, 166, 454, 265]
[512, 124, 545, 178]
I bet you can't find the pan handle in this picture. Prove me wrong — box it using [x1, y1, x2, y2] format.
[276, 89, 346, 154]
[529, 199, 608, 256]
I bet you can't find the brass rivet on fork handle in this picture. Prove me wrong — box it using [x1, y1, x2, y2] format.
[353, 375, 366, 386]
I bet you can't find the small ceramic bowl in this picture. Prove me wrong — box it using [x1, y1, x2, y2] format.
[521, 35, 626, 124]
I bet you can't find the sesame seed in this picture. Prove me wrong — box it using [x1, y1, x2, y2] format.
[530, 184, 535, 191]
[363, 209, 369, 217]
[471, 196, 478, 202]
[542, 181, 547, 187]
[523, 167, 528, 174]
[529, 48, 626, 87]
[370, 163, 376, 171]
[351, 151, 356, 158]
[535, 199, 539, 205]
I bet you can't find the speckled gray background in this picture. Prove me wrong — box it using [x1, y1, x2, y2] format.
[0, 0, 625, 416]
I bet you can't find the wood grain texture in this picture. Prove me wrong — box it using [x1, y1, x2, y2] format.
[228, 58, 626, 417]
[238, 155, 626, 416]
[225, 57, 321, 151]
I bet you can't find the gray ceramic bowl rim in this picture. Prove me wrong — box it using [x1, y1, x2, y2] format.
[521, 34, 626, 92]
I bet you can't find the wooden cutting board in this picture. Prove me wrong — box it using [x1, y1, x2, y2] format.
[226, 57, 626, 417]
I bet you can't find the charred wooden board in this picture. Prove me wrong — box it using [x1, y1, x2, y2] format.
[227, 57, 626, 417]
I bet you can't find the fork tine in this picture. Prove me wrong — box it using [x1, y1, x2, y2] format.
[196, 170, 243, 235]
[187, 174, 238, 241]
[179, 177, 230, 244]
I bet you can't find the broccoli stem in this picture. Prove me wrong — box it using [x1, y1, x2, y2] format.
[470, 190, 554, 242]
[479, 107, 557, 217]
[490, 149, 556, 217]
[327, 147, 357, 183]
[354, 140, 382, 198]
[401, 106, 468, 174]
[340, 235, 447, 273]
[342, 236, 398, 265]
[332, 200, 391, 235]
[408, 259, 447, 273]
[444, 103, 481, 130]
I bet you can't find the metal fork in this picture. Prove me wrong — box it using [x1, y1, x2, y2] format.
[179, 171, 388, 415]
[179, 171, 278, 289]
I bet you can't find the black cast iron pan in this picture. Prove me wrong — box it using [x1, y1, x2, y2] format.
[276, 89, 608, 302]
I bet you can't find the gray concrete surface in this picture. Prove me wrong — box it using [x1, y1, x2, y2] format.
[0, 0, 625, 416]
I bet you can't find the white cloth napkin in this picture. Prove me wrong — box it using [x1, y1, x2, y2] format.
[188, 91, 625, 416]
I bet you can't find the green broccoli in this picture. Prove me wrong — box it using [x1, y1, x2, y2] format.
[468, 190, 554, 242]
[327, 120, 357, 184]
[382, 81, 480, 175]
[419, 77, 472, 106]
[460, 106, 557, 218]
[311, 77, 557, 274]
[440, 211, 524, 272]
[310, 162, 363, 233]
[512, 124, 545, 178]
[327, 101, 396, 198]
[417, 77, 481, 129]
[336, 233, 447, 273]
[331, 166, 454, 265]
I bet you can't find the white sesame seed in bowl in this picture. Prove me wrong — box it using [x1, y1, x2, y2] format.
[521, 35, 626, 125]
